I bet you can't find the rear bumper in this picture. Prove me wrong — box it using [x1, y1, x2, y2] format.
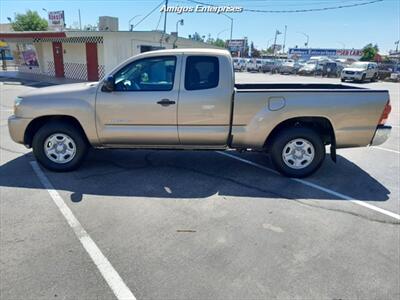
[370, 125, 391, 146]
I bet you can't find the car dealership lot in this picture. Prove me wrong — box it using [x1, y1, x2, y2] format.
[1, 74, 399, 299]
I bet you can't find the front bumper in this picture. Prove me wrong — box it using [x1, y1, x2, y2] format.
[371, 125, 392, 146]
[8, 115, 32, 145]
[341, 73, 363, 81]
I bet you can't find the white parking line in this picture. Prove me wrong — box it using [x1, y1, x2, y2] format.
[372, 146, 400, 154]
[217, 152, 400, 221]
[30, 161, 136, 300]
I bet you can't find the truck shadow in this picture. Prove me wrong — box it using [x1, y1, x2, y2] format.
[0, 149, 390, 202]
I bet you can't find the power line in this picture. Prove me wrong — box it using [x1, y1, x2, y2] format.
[187, 0, 384, 13]
[155, 12, 163, 30]
[133, 0, 165, 29]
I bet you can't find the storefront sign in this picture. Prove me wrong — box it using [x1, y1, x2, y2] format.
[48, 11, 65, 30]
[288, 48, 363, 59]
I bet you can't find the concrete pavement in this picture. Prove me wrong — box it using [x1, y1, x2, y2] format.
[1, 73, 399, 299]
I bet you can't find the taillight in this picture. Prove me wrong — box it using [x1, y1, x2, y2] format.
[378, 100, 391, 125]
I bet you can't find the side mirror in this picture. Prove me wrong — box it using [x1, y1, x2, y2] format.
[101, 75, 115, 92]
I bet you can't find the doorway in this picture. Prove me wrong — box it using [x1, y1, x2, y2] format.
[86, 43, 99, 81]
[52, 42, 64, 77]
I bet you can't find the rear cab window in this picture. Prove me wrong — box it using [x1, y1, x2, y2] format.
[185, 56, 219, 90]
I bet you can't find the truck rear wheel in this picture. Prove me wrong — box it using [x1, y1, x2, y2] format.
[32, 121, 88, 172]
[269, 127, 325, 178]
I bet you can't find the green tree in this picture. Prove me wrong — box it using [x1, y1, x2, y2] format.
[188, 32, 204, 42]
[11, 10, 48, 31]
[209, 38, 226, 48]
[360, 43, 379, 61]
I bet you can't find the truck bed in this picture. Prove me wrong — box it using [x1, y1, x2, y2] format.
[231, 83, 389, 149]
[235, 83, 368, 91]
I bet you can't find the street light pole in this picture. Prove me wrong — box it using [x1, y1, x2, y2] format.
[282, 25, 287, 54]
[175, 19, 184, 35]
[297, 32, 309, 48]
[173, 19, 184, 48]
[222, 14, 233, 41]
[217, 28, 229, 39]
[273, 29, 282, 56]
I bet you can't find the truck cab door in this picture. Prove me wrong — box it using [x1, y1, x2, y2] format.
[96, 55, 181, 146]
[177, 54, 233, 146]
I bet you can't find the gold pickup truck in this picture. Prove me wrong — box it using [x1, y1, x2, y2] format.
[8, 49, 392, 177]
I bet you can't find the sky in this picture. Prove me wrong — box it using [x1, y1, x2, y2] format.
[1, 0, 399, 53]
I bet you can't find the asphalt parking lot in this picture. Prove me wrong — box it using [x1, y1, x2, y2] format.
[1, 73, 399, 299]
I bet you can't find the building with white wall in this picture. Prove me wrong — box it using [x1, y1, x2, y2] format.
[0, 30, 221, 81]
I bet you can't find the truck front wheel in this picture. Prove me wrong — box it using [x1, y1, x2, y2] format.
[32, 121, 88, 172]
[269, 127, 325, 178]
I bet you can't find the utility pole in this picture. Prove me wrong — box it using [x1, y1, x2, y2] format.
[163, 0, 168, 34]
[282, 25, 287, 54]
[78, 9, 82, 30]
[229, 17, 233, 41]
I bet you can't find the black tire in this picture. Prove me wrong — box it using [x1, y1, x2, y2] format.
[371, 73, 378, 82]
[269, 127, 325, 178]
[32, 121, 88, 172]
[341, 78, 345, 82]
[360, 74, 366, 82]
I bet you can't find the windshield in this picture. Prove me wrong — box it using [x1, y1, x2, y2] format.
[350, 62, 368, 69]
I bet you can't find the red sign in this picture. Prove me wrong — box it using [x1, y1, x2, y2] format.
[336, 49, 363, 56]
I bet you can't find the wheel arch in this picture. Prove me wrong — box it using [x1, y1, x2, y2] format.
[24, 115, 89, 148]
[264, 116, 336, 151]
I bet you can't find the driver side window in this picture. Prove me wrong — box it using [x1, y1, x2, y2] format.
[114, 56, 176, 91]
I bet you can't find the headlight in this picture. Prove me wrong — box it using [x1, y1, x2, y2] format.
[14, 97, 23, 114]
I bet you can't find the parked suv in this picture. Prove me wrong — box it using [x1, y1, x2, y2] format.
[233, 58, 246, 72]
[278, 60, 301, 74]
[247, 58, 264, 72]
[341, 62, 378, 82]
[261, 59, 282, 73]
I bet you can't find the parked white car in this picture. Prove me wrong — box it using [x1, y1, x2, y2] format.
[298, 61, 317, 75]
[233, 58, 246, 72]
[279, 60, 302, 74]
[246, 58, 264, 72]
[341, 62, 378, 82]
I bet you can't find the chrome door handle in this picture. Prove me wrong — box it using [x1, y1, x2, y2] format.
[157, 99, 176, 106]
